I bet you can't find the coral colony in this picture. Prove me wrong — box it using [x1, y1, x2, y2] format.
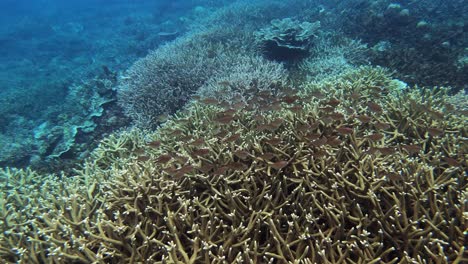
[0, 0, 467, 263]
[1, 66, 466, 263]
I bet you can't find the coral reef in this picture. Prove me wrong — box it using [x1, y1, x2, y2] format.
[0, 0, 200, 172]
[117, 33, 248, 129]
[0, 70, 125, 173]
[197, 54, 288, 103]
[327, 0, 468, 90]
[1, 67, 466, 263]
[299, 34, 368, 82]
[255, 18, 321, 61]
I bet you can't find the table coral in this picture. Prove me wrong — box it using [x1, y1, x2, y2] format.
[255, 18, 321, 61]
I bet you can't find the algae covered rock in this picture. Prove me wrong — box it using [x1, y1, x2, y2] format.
[255, 18, 320, 61]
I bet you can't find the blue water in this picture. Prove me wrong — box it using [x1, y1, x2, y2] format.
[0, 0, 466, 171]
[0, 0, 188, 112]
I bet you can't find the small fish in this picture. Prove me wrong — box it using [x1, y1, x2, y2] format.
[259, 153, 275, 161]
[177, 165, 194, 173]
[282, 95, 300, 104]
[215, 130, 229, 139]
[231, 101, 246, 109]
[234, 150, 250, 160]
[328, 112, 345, 121]
[319, 106, 335, 113]
[219, 101, 231, 109]
[192, 148, 211, 157]
[137, 156, 150, 162]
[255, 124, 271, 132]
[134, 148, 146, 155]
[267, 118, 283, 129]
[190, 138, 205, 147]
[157, 154, 172, 164]
[147, 140, 161, 148]
[377, 147, 396, 155]
[327, 137, 342, 146]
[304, 133, 321, 141]
[310, 91, 324, 98]
[214, 115, 234, 124]
[345, 107, 355, 115]
[252, 114, 265, 122]
[270, 160, 289, 170]
[199, 163, 214, 173]
[174, 165, 194, 178]
[221, 109, 237, 116]
[326, 99, 341, 107]
[367, 133, 384, 141]
[375, 122, 391, 130]
[427, 127, 444, 137]
[429, 110, 444, 120]
[265, 137, 282, 145]
[367, 102, 383, 113]
[309, 122, 320, 130]
[313, 149, 327, 157]
[201, 97, 219, 105]
[321, 116, 334, 125]
[258, 91, 274, 98]
[169, 129, 184, 136]
[443, 157, 460, 167]
[174, 155, 189, 164]
[213, 166, 229, 175]
[268, 102, 283, 111]
[336, 126, 353, 135]
[364, 147, 378, 155]
[224, 133, 241, 143]
[350, 92, 361, 100]
[311, 136, 328, 147]
[444, 104, 455, 112]
[288, 105, 303, 113]
[227, 162, 249, 171]
[179, 135, 194, 142]
[386, 172, 402, 181]
[357, 115, 372, 123]
[401, 144, 422, 154]
[296, 124, 311, 132]
[157, 114, 170, 122]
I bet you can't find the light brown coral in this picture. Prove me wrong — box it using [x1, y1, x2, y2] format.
[1, 67, 466, 263]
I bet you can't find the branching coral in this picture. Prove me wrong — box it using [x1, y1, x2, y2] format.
[197, 54, 288, 104]
[1, 67, 466, 263]
[117, 33, 242, 129]
[299, 35, 369, 81]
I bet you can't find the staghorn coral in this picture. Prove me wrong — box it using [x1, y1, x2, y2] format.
[117, 32, 239, 129]
[0, 66, 466, 263]
[197, 54, 288, 104]
[299, 34, 369, 82]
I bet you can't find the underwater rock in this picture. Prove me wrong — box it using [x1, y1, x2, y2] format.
[255, 18, 320, 62]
